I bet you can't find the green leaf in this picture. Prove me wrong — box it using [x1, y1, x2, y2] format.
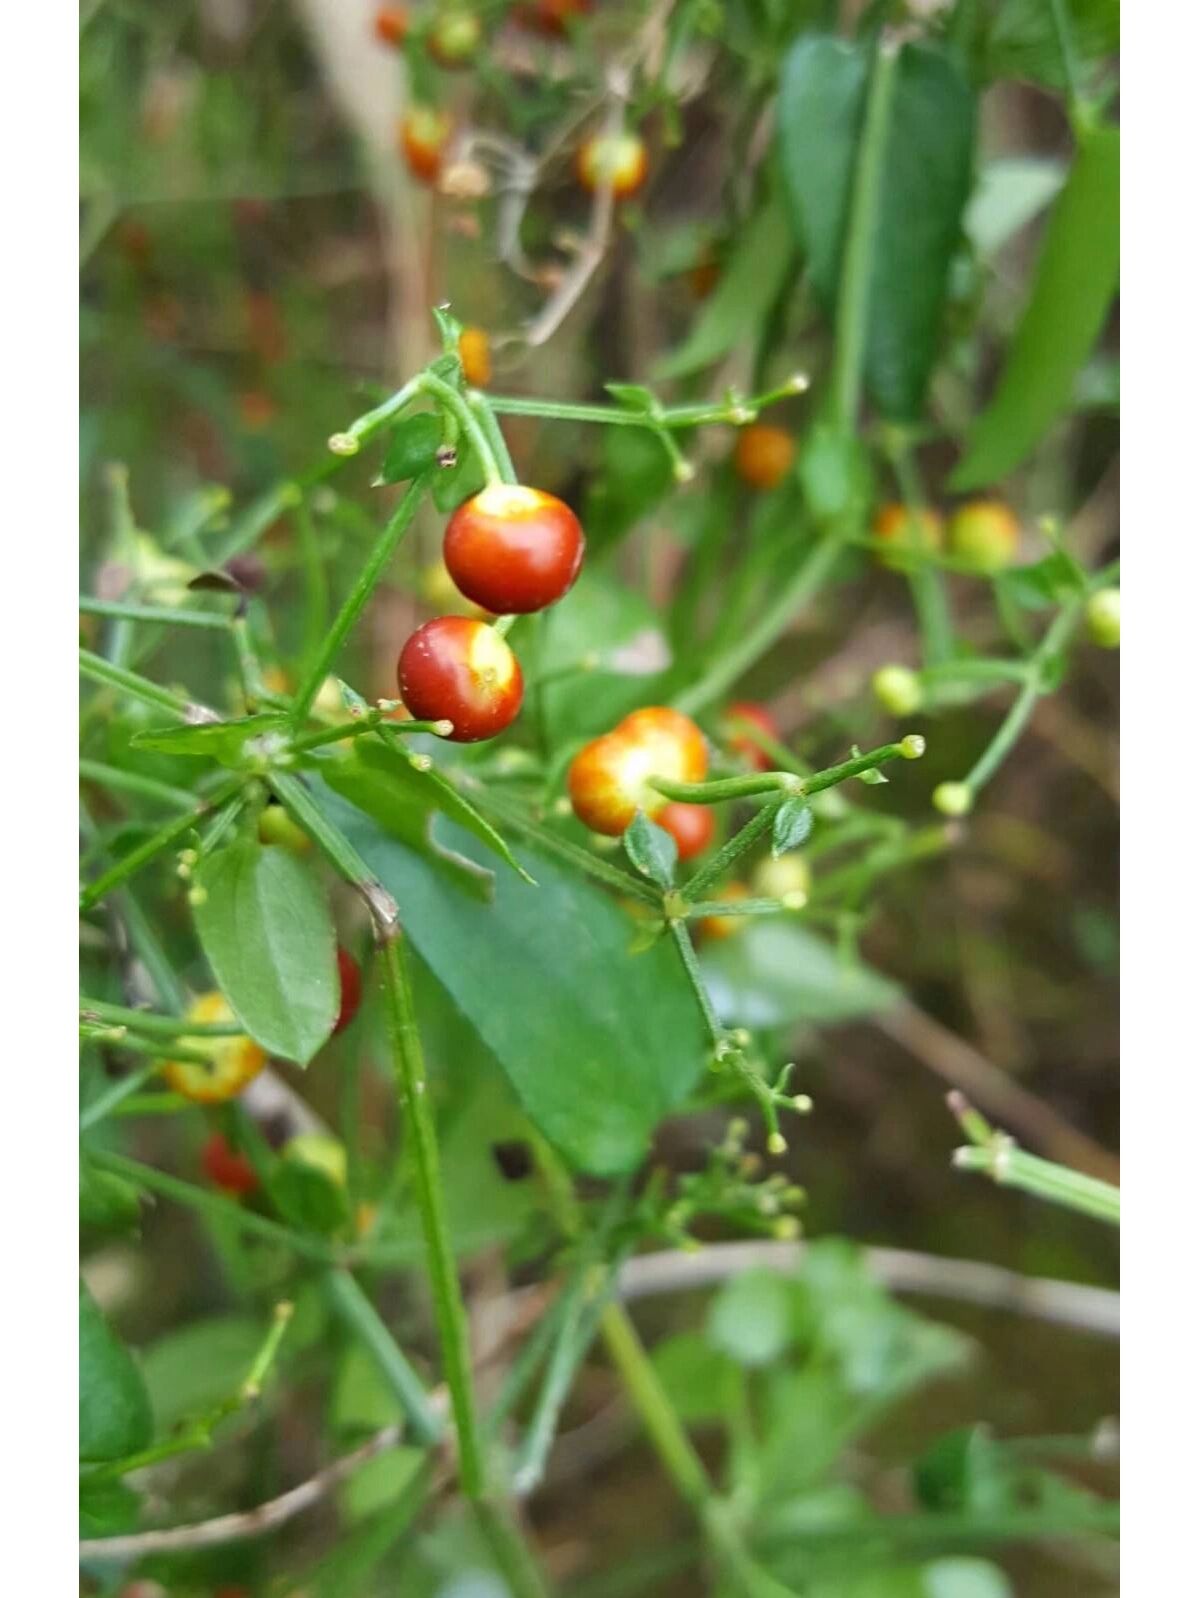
[193, 837, 338, 1064]
[432, 436, 486, 512]
[141, 1315, 268, 1430]
[269, 1158, 349, 1234]
[80, 1475, 141, 1538]
[79, 1280, 154, 1463]
[130, 712, 289, 764]
[623, 812, 677, 888]
[778, 37, 976, 419]
[996, 551, 1086, 610]
[707, 1269, 796, 1368]
[604, 382, 658, 413]
[651, 1331, 739, 1422]
[541, 570, 670, 743]
[653, 195, 797, 380]
[701, 920, 899, 1028]
[772, 797, 814, 857]
[582, 426, 676, 551]
[798, 423, 873, 523]
[80, 1159, 142, 1236]
[309, 782, 710, 1174]
[380, 413, 443, 483]
[984, 0, 1119, 89]
[923, 1560, 1013, 1598]
[951, 127, 1119, 490]
[316, 739, 529, 885]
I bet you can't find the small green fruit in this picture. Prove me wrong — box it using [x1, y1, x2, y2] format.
[933, 781, 973, 817]
[1086, 587, 1120, 649]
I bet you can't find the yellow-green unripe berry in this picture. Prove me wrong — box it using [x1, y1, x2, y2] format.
[933, 781, 973, 817]
[1086, 587, 1120, 649]
[948, 500, 1020, 574]
[752, 853, 811, 905]
[872, 664, 923, 716]
[899, 734, 926, 760]
[258, 803, 313, 855]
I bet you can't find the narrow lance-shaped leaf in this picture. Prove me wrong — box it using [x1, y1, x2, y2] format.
[623, 812, 677, 888]
[193, 837, 339, 1064]
[950, 126, 1119, 490]
[80, 1280, 154, 1463]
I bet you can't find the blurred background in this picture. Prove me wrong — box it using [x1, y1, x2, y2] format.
[80, 2, 1118, 1594]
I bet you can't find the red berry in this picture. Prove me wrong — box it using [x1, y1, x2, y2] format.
[733, 425, 795, 491]
[398, 616, 523, 742]
[657, 802, 715, 861]
[722, 701, 778, 771]
[201, 1132, 258, 1197]
[576, 132, 648, 201]
[374, 5, 410, 45]
[513, 0, 592, 38]
[334, 947, 362, 1035]
[444, 485, 585, 615]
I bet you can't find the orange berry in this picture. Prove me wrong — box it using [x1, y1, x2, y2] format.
[657, 802, 715, 861]
[576, 131, 648, 201]
[163, 993, 266, 1105]
[400, 106, 451, 186]
[873, 502, 944, 567]
[374, 5, 410, 46]
[458, 326, 492, 388]
[733, 425, 795, 491]
[568, 707, 707, 837]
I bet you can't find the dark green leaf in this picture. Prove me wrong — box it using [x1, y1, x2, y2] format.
[130, 712, 288, 764]
[653, 195, 797, 380]
[316, 740, 529, 885]
[80, 1280, 154, 1463]
[772, 797, 814, 857]
[707, 1269, 796, 1368]
[583, 426, 677, 551]
[798, 424, 873, 523]
[701, 920, 899, 1028]
[540, 570, 671, 743]
[80, 1475, 140, 1538]
[985, 0, 1119, 89]
[269, 1159, 349, 1234]
[380, 414, 443, 483]
[193, 837, 338, 1064]
[80, 1159, 142, 1236]
[951, 127, 1119, 489]
[623, 812, 677, 888]
[778, 37, 976, 419]
[309, 783, 710, 1174]
[142, 1315, 268, 1430]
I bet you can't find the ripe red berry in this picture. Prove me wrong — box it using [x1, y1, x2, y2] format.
[444, 485, 585, 615]
[722, 701, 778, 771]
[374, 5, 410, 46]
[334, 947, 362, 1035]
[568, 708, 708, 836]
[576, 131, 648, 201]
[733, 425, 795, 491]
[401, 106, 451, 186]
[201, 1132, 258, 1198]
[657, 802, 715, 861]
[398, 616, 523, 742]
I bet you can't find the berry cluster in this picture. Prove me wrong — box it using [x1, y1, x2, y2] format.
[398, 483, 586, 742]
[873, 497, 1021, 573]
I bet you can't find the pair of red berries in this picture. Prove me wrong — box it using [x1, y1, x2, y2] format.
[398, 485, 586, 742]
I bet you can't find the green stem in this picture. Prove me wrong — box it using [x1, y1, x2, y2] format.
[830, 35, 900, 430]
[322, 1268, 444, 1444]
[651, 772, 798, 805]
[954, 1144, 1120, 1225]
[801, 739, 920, 797]
[79, 776, 243, 910]
[673, 536, 841, 716]
[887, 431, 954, 666]
[267, 771, 399, 934]
[79, 760, 196, 809]
[79, 597, 233, 630]
[379, 934, 486, 1497]
[484, 377, 806, 433]
[417, 372, 504, 488]
[683, 802, 781, 903]
[79, 1062, 162, 1132]
[468, 391, 518, 482]
[88, 1150, 335, 1262]
[291, 475, 429, 723]
[295, 493, 330, 674]
[962, 598, 1084, 796]
[669, 919, 725, 1047]
[79, 647, 203, 721]
[473, 1502, 552, 1598]
[683, 897, 796, 922]
[1047, 0, 1085, 121]
[469, 788, 662, 904]
[600, 1304, 795, 1598]
[291, 713, 449, 755]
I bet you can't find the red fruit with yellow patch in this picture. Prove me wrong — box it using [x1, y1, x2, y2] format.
[401, 107, 451, 186]
[576, 132, 648, 201]
[398, 616, 523, 742]
[568, 707, 708, 837]
[657, 802, 715, 861]
[444, 485, 585, 615]
[333, 947, 363, 1035]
